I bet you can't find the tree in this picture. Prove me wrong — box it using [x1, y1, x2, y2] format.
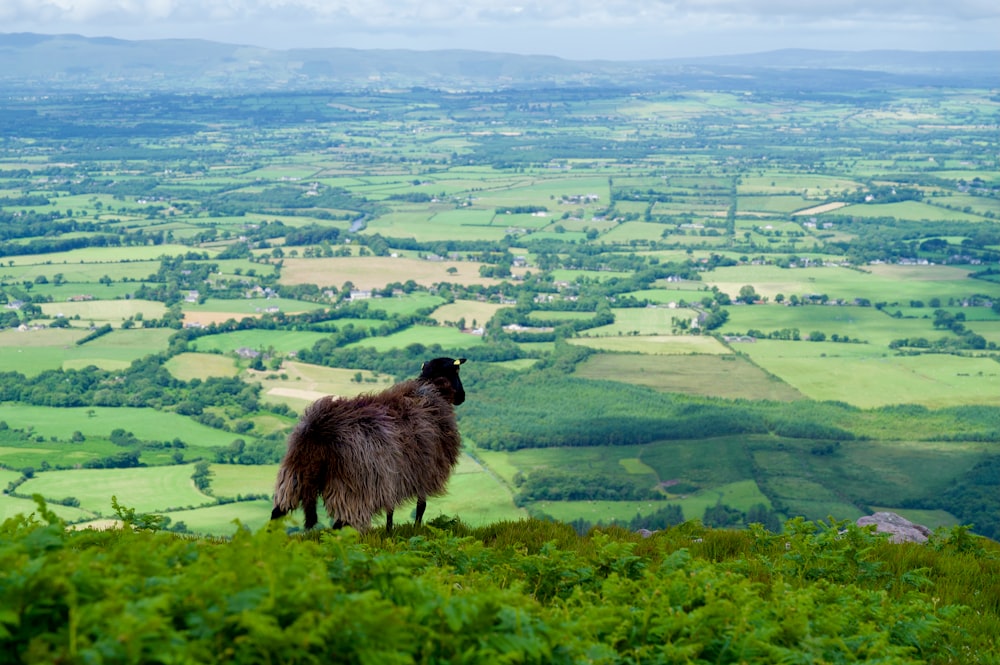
[738, 285, 758, 304]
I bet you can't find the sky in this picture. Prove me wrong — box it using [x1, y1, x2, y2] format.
[2, 0, 998, 61]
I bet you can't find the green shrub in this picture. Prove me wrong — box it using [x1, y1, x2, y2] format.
[1, 499, 998, 664]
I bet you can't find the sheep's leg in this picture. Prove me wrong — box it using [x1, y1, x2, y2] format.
[414, 497, 427, 526]
[304, 497, 319, 530]
[270, 506, 287, 521]
[332, 519, 346, 529]
[385, 509, 394, 534]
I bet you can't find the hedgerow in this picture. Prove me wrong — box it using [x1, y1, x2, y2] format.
[1, 498, 998, 664]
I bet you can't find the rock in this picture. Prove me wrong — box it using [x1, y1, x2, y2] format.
[856, 511, 932, 543]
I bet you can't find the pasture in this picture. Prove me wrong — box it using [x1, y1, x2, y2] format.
[188, 453, 520, 535]
[40, 298, 167, 323]
[253, 361, 395, 411]
[64, 329, 177, 370]
[549, 269, 635, 283]
[187, 329, 336, 355]
[180, 297, 327, 318]
[738, 339, 1000, 407]
[0, 438, 124, 470]
[568, 334, 729, 355]
[0, 260, 161, 284]
[573, 352, 805, 401]
[0, 404, 245, 448]
[364, 213, 510, 242]
[585, 307, 697, 336]
[156, 499, 274, 536]
[279, 256, 508, 290]
[31, 282, 138, 301]
[343, 324, 485, 352]
[364, 293, 446, 316]
[534, 480, 773, 526]
[1, 244, 207, 268]
[430, 299, 506, 329]
[836, 201, 986, 223]
[164, 353, 240, 381]
[207, 463, 278, 498]
[0, 327, 174, 374]
[0, 494, 94, 523]
[722, 303, 948, 346]
[705, 263, 1000, 304]
[18, 465, 215, 516]
[626, 288, 711, 305]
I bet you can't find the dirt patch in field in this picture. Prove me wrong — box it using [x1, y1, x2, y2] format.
[792, 201, 849, 216]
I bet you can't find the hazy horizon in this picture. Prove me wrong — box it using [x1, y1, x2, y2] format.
[2, 1, 997, 61]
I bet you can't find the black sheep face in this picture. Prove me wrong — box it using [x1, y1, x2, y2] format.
[420, 357, 467, 405]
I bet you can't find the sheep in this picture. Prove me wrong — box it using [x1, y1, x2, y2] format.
[270, 357, 467, 533]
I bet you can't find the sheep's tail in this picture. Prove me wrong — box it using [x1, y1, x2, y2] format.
[270, 463, 302, 518]
[270, 406, 326, 528]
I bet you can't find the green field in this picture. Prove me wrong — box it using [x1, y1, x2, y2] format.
[705, 264, 1000, 304]
[568, 334, 730, 355]
[0, 404, 245, 448]
[155, 499, 274, 535]
[189, 453, 521, 536]
[207, 463, 278, 498]
[188, 330, 335, 355]
[2, 244, 210, 268]
[164, 353, 240, 380]
[586, 308, 697, 336]
[574, 352, 805, 401]
[0, 437, 125, 469]
[40, 298, 167, 322]
[836, 201, 987, 223]
[19, 465, 215, 516]
[0, 327, 175, 374]
[363, 293, 447, 316]
[0, 493, 94, 522]
[343, 324, 485, 351]
[722, 303, 947, 346]
[430, 300, 505, 328]
[534, 480, 773, 525]
[738, 340, 1000, 407]
[252, 361, 394, 410]
[180, 297, 326, 317]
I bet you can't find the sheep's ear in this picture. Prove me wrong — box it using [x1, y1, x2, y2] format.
[421, 362, 428, 372]
[455, 358, 466, 366]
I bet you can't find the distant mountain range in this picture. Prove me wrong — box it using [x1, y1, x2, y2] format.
[1, 32, 997, 92]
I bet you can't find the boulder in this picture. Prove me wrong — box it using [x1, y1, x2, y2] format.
[856, 511, 932, 543]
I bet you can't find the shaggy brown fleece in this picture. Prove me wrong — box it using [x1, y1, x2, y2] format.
[271, 358, 465, 531]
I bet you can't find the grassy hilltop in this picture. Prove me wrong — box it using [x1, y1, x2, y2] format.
[3, 500, 1000, 664]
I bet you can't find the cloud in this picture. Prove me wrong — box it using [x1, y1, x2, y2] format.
[2, 0, 995, 58]
[3, 0, 998, 28]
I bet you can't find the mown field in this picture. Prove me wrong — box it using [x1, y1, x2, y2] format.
[0, 404, 242, 446]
